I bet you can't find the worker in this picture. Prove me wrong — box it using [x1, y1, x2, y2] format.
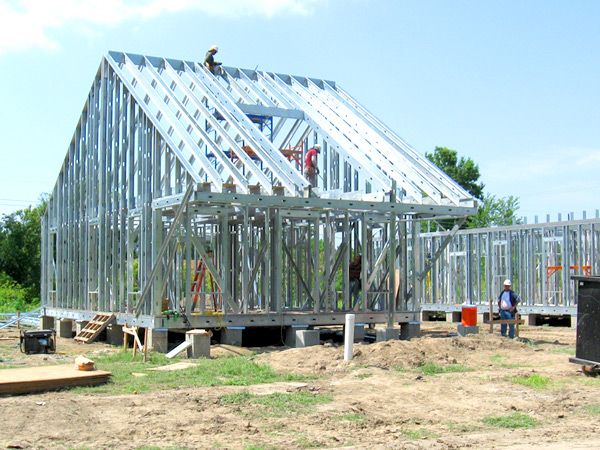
[348, 255, 362, 309]
[204, 45, 222, 75]
[305, 144, 321, 186]
[497, 279, 520, 339]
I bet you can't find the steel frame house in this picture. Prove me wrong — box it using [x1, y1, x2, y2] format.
[41, 51, 477, 335]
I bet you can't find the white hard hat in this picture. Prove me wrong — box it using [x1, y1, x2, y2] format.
[209, 45, 218, 52]
[313, 144, 321, 151]
[503, 279, 512, 286]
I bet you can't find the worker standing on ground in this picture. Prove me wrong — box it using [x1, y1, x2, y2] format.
[305, 144, 321, 186]
[204, 45, 222, 75]
[498, 279, 520, 339]
[349, 255, 362, 309]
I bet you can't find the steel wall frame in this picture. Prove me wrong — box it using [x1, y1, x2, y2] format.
[418, 218, 600, 314]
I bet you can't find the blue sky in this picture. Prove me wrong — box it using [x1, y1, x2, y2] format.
[1, 0, 599, 223]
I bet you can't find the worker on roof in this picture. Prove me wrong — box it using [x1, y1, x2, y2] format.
[305, 144, 321, 187]
[204, 45, 222, 75]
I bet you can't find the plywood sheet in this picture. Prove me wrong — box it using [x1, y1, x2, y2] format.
[0, 364, 111, 395]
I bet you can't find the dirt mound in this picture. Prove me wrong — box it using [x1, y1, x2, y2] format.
[257, 332, 531, 374]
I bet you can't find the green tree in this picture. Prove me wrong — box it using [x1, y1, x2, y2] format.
[0, 195, 48, 302]
[425, 147, 520, 230]
[426, 146, 484, 199]
[468, 194, 521, 228]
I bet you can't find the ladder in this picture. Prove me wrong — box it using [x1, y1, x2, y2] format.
[74, 313, 115, 344]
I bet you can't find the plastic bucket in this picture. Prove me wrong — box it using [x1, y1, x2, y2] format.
[461, 306, 477, 326]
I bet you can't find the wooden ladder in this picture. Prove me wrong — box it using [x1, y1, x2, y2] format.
[74, 313, 115, 344]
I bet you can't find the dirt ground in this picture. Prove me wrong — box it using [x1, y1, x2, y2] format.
[1, 322, 600, 450]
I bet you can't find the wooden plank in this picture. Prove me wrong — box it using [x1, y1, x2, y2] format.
[0, 364, 112, 395]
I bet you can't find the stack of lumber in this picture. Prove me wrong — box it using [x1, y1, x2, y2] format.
[0, 364, 111, 395]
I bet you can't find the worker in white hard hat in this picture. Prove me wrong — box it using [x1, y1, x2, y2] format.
[204, 45, 222, 75]
[305, 144, 321, 187]
[497, 279, 520, 338]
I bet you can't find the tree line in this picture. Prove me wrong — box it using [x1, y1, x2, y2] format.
[0, 196, 48, 312]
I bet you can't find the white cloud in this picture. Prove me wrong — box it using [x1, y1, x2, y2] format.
[0, 0, 322, 54]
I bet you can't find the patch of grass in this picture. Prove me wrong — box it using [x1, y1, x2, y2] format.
[417, 362, 470, 375]
[445, 422, 481, 433]
[220, 391, 333, 417]
[295, 438, 321, 448]
[70, 351, 307, 395]
[482, 412, 540, 429]
[576, 377, 600, 386]
[243, 445, 277, 450]
[489, 353, 525, 368]
[507, 374, 551, 389]
[582, 404, 600, 415]
[335, 413, 368, 423]
[550, 347, 575, 355]
[524, 339, 540, 348]
[402, 429, 439, 439]
[355, 372, 372, 379]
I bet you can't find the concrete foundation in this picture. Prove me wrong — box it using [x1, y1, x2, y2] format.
[57, 319, 73, 338]
[75, 320, 89, 335]
[295, 330, 320, 348]
[221, 327, 244, 346]
[148, 328, 169, 353]
[446, 311, 461, 323]
[400, 322, 421, 340]
[477, 313, 486, 325]
[285, 325, 309, 347]
[41, 315, 54, 330]
[524, 313, 539, 326]
[186, 329, 211, 358]
[352, 324, 366, 342]
[106, 324, 124, 346]
[571, 314, 578, 328]
[421, 311, 434, 322]
[376, 327, 399, 342]
[457, 324, 479, 337]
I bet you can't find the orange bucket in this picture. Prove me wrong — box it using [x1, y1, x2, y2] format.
[461, 306, 477, 326]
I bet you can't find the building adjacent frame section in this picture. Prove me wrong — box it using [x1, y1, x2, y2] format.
[418, 218, 600, 315]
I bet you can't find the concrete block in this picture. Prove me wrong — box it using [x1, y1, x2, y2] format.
[296, 330, 320, 348]
[571, 314, 578, 328]
[421, 311, 433, 322]
[40, 315, 54, 330]
[221, 327, 244, 346]
[477, 313, 486, 325]
[376, 327, 399, 342]
[57, 319, 73, 338]
[285, 325, 308, 347]
[446, 311, 461, 323]
[148, 328, 169, 353]
[525, 313, 540, 326]
[457, 324, 479, 337]
[400, 322, 421, 340]
[75, 321, 89, 335]
[106, 324, 124, 346]
[186, 329, 211, 358]
[353, 324, 366, 342]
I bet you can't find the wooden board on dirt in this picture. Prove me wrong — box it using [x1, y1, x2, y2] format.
[0, 364, 112, 395]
